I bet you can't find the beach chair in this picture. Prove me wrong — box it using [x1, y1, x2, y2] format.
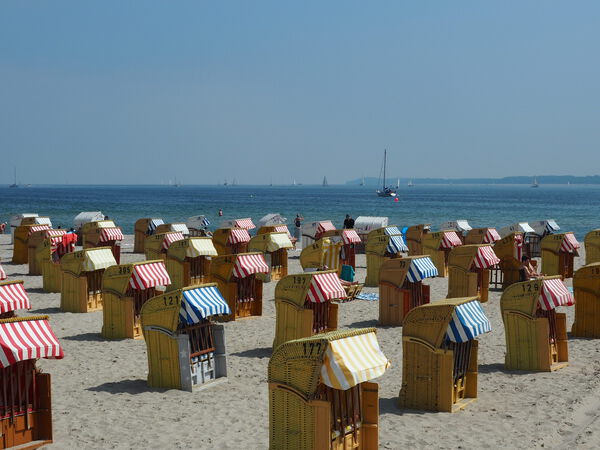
[39, 233, 77, 293]
[210, 252, 269, 321]
[529, 220, 561, 257]
[248, 232, 294, 282]
[342, 282, 364, 302]
[133, 217, 164, 253]
[0, 264, 5, 282]
[141, 284, 229, 391]
[571, 263, 600, 338]
[365, 226, 407, 287]
[12, 223, 50, 264]
[154, 222, 190, 236]
[584, 229, 600, 265]
[257, 224, 297, 249]
[321, 229, 362, 269]
[186, 215, 212, 237]
[405, 224, 431, 256]
[165, 237, 218, 290]
[541, 232, 580, 278]
[440, 220, 473, 243]
[81, 220, 124, 264]
[27, 229, 66, 275]
[422, 231, 463, 278]
[500, 277, 573, 371]
[447, 244, 500, 303]
[60, 247, 117, 313]
[220, 218, 256, 231]
[273, 271, 346, 349]
[353, 216, 389, 254]
[499, 222, 537, 258]
[399, 296, 490, 412]
[144, 231, 185, 261]
[8, 213, 41, 244]
[300, 238, 344, 275]
[464, 227, 501, 245]
[300, 220, 336, 249]
[488, 232, 525, 290]
[0, 315, 63, 449]
[0, 280, 31, 319]
[378, 256, 438, 326]
[212, 227, 251, 255]
[102, 260, 171, 339]
[268, 328, 390, 449]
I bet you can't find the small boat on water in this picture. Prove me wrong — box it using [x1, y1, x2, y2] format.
[360, 176, 364, 186]
[376, 149, 397, 197]
[531, 177, 539, 188]
[408, 179, 414, 187]
[322, 176, 328, 187]
[9, 168, 18, 188]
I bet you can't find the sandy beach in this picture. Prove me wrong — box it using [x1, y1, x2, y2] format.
[1, 233, 599, 449]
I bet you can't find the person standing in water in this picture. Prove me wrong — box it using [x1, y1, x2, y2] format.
[343, 214, 355, 229]
[294, 213, 303, 242]
[218, 209, 223, 217]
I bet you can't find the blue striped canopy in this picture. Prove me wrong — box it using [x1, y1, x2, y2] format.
[406, 257, 438, 282]
[384, 226, 402, 236]
[387, 235, 408, 254]
[179, 286, 231, 324]
[446, 301, 491, 343]
[545, 220, 559, 233]
[148, 218, 164, 233]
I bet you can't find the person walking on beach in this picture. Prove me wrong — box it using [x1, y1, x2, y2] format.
[294, 213, 303, 241]
[343, 214, 355, 229]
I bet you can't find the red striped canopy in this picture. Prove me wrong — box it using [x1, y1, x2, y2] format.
[560, 233, 580, 253]
[46, 229, 66, 238]
[483, 228, 501, 244]
[539, 278, 574, 310]
[0, 282, 30, 313]
[28, 225, 50, 235]
[472, 246, 501, 269]
[514, 234, 524, 261]
[0, 265, 5, 281]
[440, 231, 463, 249]
[228, 228, 251, 245]
[0, 319, 64, 368]
[341, 229, 361, 245]
[234, 218, 256, 230]
[161, 232, 185, 250]
[274, 225, 292, 238]
[317, 221, 336, 234]
[306, 272, 346, 303]
[129, 262, 171, 290]
[99, 227, 124, 243]
[232, 254, 270, 278]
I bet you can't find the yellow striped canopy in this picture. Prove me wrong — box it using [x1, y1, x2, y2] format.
[82, 248, 117, 272]
[322, 240, 341, 271]
[320, 331, 390, 390]
[265, 233, 293, 252]
[187, 238, 218, 257]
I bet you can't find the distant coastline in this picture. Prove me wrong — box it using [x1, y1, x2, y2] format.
[346, 175, 600, 185]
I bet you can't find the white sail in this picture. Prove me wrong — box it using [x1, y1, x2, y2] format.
[322, 176, 328, 187]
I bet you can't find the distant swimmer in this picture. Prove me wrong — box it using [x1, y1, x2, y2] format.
[218, 209, 223, 217]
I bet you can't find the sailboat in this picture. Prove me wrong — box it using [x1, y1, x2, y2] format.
[9, 167, 18, 188]
[360, 176, 365, 186]
[396, 178, 400, 189]
[531, 177, 539, 188]
[292, 178, 297, 186]
[376, 149, 397, 197]
[408, 179, 414, 187]
[223, 179, 228, 186]
[322, 176, 328, 187]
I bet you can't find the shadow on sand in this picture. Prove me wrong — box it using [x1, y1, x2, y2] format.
[61, 332, 106, 342]
[346, 319, 379, 329]
[379, 397, 427, 416]
[230, 347, 272, 359]
[87, 379, 159, 395]
[28, 307, 62, 315]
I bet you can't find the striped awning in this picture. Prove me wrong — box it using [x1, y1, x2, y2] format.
[539, 278, 574, 311]
[0, 266, 5, 281]
[560, 233, 580, 253]
[171, 223, 190, 235]
[406, 257, 439, 282]
[440, 231, 463, 249]
[472, 246, 501, 269]
[514, 234, 524, 261]
[227, 228, 251, 245]
[82, 248, 117, 272]
[232, 254, 270, 278]
[274, 225, 292, 238]
[0, 319, 64, 368]
[306, 272, 346, 303]
[545, 220, 560, 233]
[35, 217, 53, 227]
[0, 282, 30, 314]
[99, 227, 124, 243]
[130, 262, 171, 290]
[179, 285, 231, 324]
[234, 218, 256, 230]
[28, 225, 50, 235]
[341, 229, 361, 245]
[446, 301, 491, 343]
[148, 219, 164, 233]
[186, 239, 218, 257]
[317, 221, 336, 234]
[320, 332, 390, 390]
[46, 229, 66, 238]
[384, 226, 403, 236]
[162, 232, 185, 250]
[265, 233, 294, 252]
[483, 228, 501, 244]
[387, 235, 408, 254]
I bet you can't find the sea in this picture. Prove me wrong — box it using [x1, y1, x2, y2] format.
[1, 184, 599, 239]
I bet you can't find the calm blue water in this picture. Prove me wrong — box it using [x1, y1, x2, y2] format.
[1, 184, 599, 239]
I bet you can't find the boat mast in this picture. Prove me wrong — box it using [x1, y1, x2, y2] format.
[383, 149, 386, 189]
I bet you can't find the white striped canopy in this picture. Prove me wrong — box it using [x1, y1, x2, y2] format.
[440, 231, 463, 249]
[406, 257, 439, 282]
[273, 225, 292, 238]
[560, 233, 580, 253]
[130, 262, 171, 290]
[162, 232, 185, 250]
[341, 230, 361, 245]
[472, 246, 501, 269]
[28, 225, 50, 235]
[227, 228, 251, 245]
[446, 300, 491, 343]
[46, 229, 66, 238]
[539, 278, 574, 310]
[0, 282, 30, 314]
[384, 226, 402, 236]
[232, 254, 269, 278]
[514, 234, 524, 261]
[321, 240, 342, 271]
[147, 218, 164, 233]
[320, 332, 390, 391]
[234, 218, 256, 230]
[0, 319, 64, 368]
[483, 228, 501, 244]
[316, 221, 336, 234]
[306, 273, 346, 303]
[34, 217, 53, 227]
[82, 248, 117, 272]
[99, 227, 124, 242]
[387, 235, 408, 254]
[0, 265, 5, 281]
[186, 239, 218, 257]
[179, 285, 231, 324]
[170, 223, 190, 235]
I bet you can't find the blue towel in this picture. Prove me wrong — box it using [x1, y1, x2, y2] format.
[356, 292, 379, 301]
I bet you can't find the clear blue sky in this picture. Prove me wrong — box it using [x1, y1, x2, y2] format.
[1, 1, 599, 185]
